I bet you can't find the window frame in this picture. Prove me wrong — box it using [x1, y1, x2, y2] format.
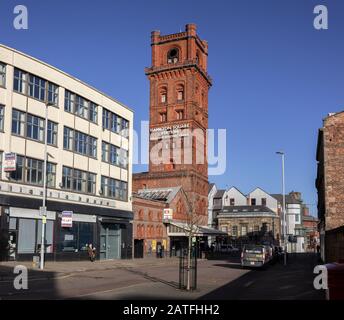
[0, 62, 6, 87]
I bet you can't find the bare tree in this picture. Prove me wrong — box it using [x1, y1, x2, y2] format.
[183, 191, 204, 291]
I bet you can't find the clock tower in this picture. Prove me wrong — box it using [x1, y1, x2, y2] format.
[134, 24, 211, 224]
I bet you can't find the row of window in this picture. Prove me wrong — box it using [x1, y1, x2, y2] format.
[64, 90, 97, 123]
[223, 224, 271, 237]
[12, 109, 58, 145]
[102, 108, 129, 138]
[0, 64, 130, 134]
[62, 166, 96, 194]
[159, 85, 184, 104]
[101, 141, 128, 169]
[14, 68, 59, 106]
[7, 155, 56, 187]
[63, 127, 97, 158]
[159, 109, 184, 123]
[0, 152, 128, 201]
[2, 107, 127, 167]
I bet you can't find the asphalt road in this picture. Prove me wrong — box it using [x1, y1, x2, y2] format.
[0, 254, 325, 300]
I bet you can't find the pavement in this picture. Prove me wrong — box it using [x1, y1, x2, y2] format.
[0, 253, 326, 300]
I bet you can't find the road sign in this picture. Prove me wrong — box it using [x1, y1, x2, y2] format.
[42, 216, 47, 224]
[39, 206, 47, 217]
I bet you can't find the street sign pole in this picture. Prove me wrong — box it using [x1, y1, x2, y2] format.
[40, 103, 49, 270]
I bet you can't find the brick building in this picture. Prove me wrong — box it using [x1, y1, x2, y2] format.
[132, 24, 224, 257]
[133, 23, 211, 226]
[316, 111, 344, 262]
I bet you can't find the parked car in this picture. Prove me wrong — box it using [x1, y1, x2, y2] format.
[219, 244, 240, 253]
[241, 244, 270, 268]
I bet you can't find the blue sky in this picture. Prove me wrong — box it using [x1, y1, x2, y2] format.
[1, 0, 343, 215]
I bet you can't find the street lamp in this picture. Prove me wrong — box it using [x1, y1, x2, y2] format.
[40, 101, 54, 270]
[276, 151, 287, 266]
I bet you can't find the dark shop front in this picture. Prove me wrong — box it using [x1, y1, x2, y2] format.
[0, 195, 133, 262]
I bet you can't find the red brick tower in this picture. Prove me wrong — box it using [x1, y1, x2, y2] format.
[134, 24, 211, 224]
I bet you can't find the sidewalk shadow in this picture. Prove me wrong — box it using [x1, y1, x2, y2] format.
[0, 264, 62, 300]
[199, 253, 326, 300]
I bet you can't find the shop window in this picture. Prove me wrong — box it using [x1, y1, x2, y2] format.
[17, 219, 36, 254]
[37, 220, 54, 253]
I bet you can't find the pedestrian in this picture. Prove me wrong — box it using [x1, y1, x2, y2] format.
[87, 244, 96, 262]
[157, 243, 161, 258]
[161, 245, 164, 258]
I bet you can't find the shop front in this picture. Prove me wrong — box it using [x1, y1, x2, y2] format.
[0, 194, 133, 261]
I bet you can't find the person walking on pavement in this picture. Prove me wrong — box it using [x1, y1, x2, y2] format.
[87, 244, 96, 262]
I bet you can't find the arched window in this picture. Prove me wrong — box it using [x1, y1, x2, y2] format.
[176, 84, 184, 101]
[160, 87, 167, 104]
[167, 48, 179, 64]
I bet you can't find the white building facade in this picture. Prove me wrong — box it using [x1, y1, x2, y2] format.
[0, 44, 134, 261]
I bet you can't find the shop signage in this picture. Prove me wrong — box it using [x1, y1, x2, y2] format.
[163, 208, 173, 220]
[61, 211, 73, 228]
[4, 153, 17, 172]
[150, 123, 190, 141]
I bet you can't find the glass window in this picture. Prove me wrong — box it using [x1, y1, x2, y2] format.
[10, 155, 24, 181]
[47, 121, 58, 146]
[62, 166, 96, 194]
[26, 158, 43, 185]
[28, 74, 46, 101]
[0, 104, 4, 131]
[13, 68, 27, 94]
[62, 166, 72, 189]
[47, 162, 56, 188]
[74, 131, 87, 155]
[78, 223, 94, 251]
[26, 114, 44, 142]
[12, 109, 25, 135]
[232, 226, 238, 237]
[102, 141, 109, 162]
[64, 90, 74, 113]
[87, 173, 96, 194]
[37, 220, 54, 253]
[63, 127, 73, 150]
[18, 218, 36, 254]
[74, 95, 88, 118]
[89, 102, 97, 123]
[0, 62, 6, 87]
[59, 224, 78, 252]
[261, 198, 267, 206]
[48, 83, 59, 106]
[87, 136, 97, 158]
[102, 108, 129, 138]
[101, 176, 127, 201]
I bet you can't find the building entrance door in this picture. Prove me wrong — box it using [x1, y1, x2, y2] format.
[100, 223, 121, 260]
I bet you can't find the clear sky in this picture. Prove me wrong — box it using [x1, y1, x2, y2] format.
[1, 0, 344, 216]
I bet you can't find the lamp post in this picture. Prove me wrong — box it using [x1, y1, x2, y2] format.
[40, 101, 53, 270]
[276, 151, 287, 266]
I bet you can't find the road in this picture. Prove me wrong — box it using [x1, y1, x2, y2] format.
[0, 253, 325, 300]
